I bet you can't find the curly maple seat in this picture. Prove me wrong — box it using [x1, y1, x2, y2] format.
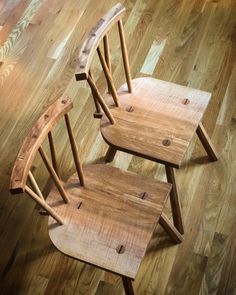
[75, 3, 219, 235]
[101, 77, 213, 168]
[9, 97, 183, 295]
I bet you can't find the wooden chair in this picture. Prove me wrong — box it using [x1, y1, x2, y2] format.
[9, 96, 183, 295]
[75, 3, 219, 236]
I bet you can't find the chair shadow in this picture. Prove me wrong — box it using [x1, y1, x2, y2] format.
[191, 155, 211, 165]
[146, 229, 177, 255]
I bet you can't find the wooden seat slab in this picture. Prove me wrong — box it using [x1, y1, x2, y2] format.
[101, 77, 211, 168]
[47, 164, 171, 279]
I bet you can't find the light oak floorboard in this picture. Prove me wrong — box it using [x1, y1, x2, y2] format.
[0, 0, 235, 294]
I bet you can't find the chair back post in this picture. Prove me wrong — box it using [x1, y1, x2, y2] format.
[9, 97, 78, 225]
[75, 3, 127, 121]
[75, 3, 126, 81]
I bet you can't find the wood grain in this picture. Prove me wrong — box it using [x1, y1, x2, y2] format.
[118, 19, 132, 93]
[101, 77, 211, 168]
[9, 96, 72, 193]
[8, 90, 181, 293]
[165, 165, 184, 234]
[196, 122, 219, 162]
[0, 0, 235, 294]
[75, 3, 126, 81]
[48, 164, 171, 279]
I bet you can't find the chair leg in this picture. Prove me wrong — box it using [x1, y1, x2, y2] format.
[105, 146, 117, 163]
[165, 165, 184, 234]
[159, 213, 183, 244]
[196, 122, 219, 161]
[122, 276, 135, 295]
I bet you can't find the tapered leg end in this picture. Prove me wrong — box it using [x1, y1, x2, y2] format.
[159, 213, 184, 244]
[196, 122, 219, 162]
[105, 146, 117, 163]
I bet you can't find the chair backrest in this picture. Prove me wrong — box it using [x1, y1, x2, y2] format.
[75, 3, 132, 124]
[9, 96, 84, 225]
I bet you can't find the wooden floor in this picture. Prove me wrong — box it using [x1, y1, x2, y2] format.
[0, 0, 235, 294]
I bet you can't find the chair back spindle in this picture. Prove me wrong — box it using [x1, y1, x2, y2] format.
[28, 170, 44, 200]
[87, 75, 116, 124]
[103, 34, 112, 95]
[64, 113, 85, 186]
[48, 131, 58, 174]
[117, 19, 132, 93]
[96, 46, 119, 107]
[25, 185, 64, 225]
[103, 34, 112, 73]
[38, 146, 69, 204]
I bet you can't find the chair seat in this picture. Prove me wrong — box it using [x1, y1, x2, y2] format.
[47, 164, 171, 279]
[101, 77, 211, 167]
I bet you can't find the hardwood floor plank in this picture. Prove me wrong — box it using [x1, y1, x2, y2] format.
[26, 275, 48, 295]
[216, 225, 236, 294]
[0, 0, 28, 47]
[0, 0, 235, 294]
[140, 38, 167, 75]
[167, 252, 208, 295]
[199, 232, 228, 295]
[0, 0, 44, 61]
